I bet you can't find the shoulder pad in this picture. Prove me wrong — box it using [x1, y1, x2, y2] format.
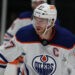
[51, 25, 75, 48]
[15, 24, 37, 42]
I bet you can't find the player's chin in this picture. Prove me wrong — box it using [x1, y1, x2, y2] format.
[36, 30, 44, 35]
[35, 27, 44, 34]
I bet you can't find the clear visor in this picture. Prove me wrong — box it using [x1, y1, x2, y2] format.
[33, 16, 48, 26]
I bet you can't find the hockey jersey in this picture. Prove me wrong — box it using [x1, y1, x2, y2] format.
[3, 11, 33, 44]
[3, 11, 60, 44]
[0, 24, 75, 75]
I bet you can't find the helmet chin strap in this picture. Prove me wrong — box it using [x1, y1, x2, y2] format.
[41, 20, 54, 39]
[33, 19, 55, 39]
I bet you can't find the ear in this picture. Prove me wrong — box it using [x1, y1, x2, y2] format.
[51, 19, 55, 25]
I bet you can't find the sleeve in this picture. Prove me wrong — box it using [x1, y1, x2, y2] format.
[3, 18, 21, 44]
[68, 36, 75, 68]
[3, 18, 32, 45]
[0, 37, 23, 62]
[61, 37, 75, 75]
[68, 46, 75, 67]
[0, 36, 23, 75]
[64, 46, 75, 75]
[67, 37, 75, 75]
[4, 57, 27, 75]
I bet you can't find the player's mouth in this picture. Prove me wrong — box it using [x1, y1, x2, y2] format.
[36, 27, 42, 32]
[37, 28, 41, 31]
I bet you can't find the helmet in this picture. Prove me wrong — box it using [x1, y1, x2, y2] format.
[33, 3, 57, 25]
[33, 3, 57, 38]
[32, 0, 47, 3]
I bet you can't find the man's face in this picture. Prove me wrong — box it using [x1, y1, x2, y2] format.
[34, 17, 48, 35]
[32, 1, 44, 9]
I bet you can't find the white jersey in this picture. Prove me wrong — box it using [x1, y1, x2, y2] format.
[3, 11, 60, 45]
[3, 11, 33, 44]
[0, 24, 75, 75]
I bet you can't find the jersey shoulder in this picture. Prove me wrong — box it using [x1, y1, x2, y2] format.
[55, 19, 60, 25]
[18, 11, 33, 18]
[52, 25, 75, 48]
[15, 24, 39, 42]
[55, 25, 75, 39]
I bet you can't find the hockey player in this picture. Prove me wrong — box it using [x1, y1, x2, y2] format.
[3, 0, 47, 44]
[0, 3, 75, 75]
[3, 0, 60, 45]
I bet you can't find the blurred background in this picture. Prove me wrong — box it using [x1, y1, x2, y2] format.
[0, 0, 75, 44]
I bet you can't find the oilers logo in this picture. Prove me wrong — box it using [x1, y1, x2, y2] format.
[32, 55, 57, 75]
